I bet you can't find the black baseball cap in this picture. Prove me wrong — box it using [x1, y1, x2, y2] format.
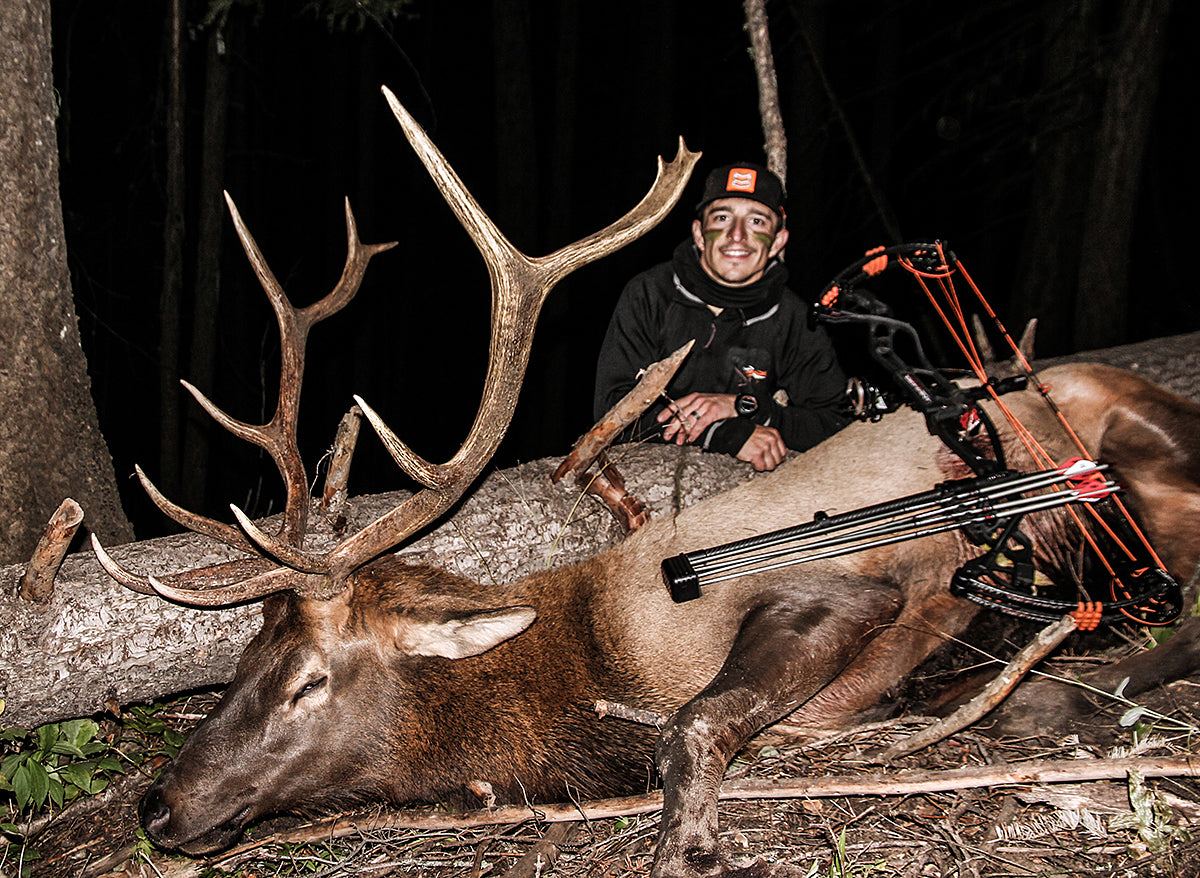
[695, 162, 786, 219]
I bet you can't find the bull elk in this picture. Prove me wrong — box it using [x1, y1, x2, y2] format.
[93, 89, 1200, 878]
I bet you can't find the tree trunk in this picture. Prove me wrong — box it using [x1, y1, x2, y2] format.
[180, 18, 232, 513]
[743, 0, 788, 185]
[1074, 0, 1174, 350]
[0, 444, 761, 729]
[0, 0, 134, 566]
[158, 0, 187, 500]
[1009, 1, 1100, 354]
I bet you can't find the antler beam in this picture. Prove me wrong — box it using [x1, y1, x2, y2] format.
[325, 88, 699, 577]
[97, 90, 698, 605]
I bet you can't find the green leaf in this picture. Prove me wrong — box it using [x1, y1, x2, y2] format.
[70, 719, 99, 747]
[51, 740, 86, 760]
[2, 751, 28, 780]
[13, 760, 51, 811]
[58, 762, 94, 790]
[35, 724, 58, 758]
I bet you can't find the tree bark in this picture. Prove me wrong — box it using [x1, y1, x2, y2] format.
[179, 17, 232, 513]
[0, 443, 761, 729]
[0, 0, 135, 566]
[1074, 0, 1174, 350]
[158, 0, 187, 503]
[742, 0, 788, 185]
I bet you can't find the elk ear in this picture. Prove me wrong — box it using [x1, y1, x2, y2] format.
[1017, 318, 1037, 362]
[394, 606, 537, 659]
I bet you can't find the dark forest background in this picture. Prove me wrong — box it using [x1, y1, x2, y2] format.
[50, 0, 1198, 538]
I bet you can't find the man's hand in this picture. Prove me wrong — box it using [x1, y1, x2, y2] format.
[736, 424, 787, 472]
[658, 392, 737, 444]
[658, 393, 787, 471]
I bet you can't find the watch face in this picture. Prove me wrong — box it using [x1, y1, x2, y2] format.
[736, 394, 758, 417]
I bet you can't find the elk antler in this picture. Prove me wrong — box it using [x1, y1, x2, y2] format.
[96, 90, 698, 606]
[94, 195, 396, 595]
[321, 91, 700, 578]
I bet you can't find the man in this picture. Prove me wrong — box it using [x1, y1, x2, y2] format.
[593, 162, 849, 472]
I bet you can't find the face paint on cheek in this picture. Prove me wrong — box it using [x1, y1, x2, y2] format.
[703, 230, 721, 242]
[752, 232, 773, 246]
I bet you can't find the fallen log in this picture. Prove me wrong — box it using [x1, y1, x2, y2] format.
[0, 444, 756, 729]
[2, 331, 1198, 730]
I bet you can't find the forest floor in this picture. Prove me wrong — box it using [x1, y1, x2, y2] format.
[11, 628, 1200, 878]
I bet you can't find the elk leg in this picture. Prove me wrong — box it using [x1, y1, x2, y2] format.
[785, 588, 981, 729]
[984, 614, 1200, 740]
[652, 582, 900, 878]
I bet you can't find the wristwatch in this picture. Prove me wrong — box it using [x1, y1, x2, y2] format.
[735, 394, 758, 418]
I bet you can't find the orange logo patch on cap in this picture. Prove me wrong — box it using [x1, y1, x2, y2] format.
[725, 168, 757, 193]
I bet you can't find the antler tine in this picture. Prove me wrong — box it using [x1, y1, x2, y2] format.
[352, 395, 447, 490]
[91, 534, 159, 596]
[220, 192, 317, 544]
[220, 192, 397, 546]
[93, 530, 297, 604]
[135, 464, 254, 553]
[229, 504, 331, 574]
[535, 139, 701, 285]
[323, 92, 700, 576]
[381, 88, 518, 274]
[102, 196, 396, 605]
[147, 564, 327, 607]
[299, 197, 399, 327]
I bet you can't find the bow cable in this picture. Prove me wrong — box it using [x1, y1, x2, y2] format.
[662, 241, 1182, 629]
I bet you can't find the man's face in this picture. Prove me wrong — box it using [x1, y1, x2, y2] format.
[691, 198, 788, 287]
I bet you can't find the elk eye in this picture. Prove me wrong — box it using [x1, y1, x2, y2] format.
[293, 676, 327, 703]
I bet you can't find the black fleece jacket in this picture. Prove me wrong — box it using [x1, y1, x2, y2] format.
[594, 242, 850, 456]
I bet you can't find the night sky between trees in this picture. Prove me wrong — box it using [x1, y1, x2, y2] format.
[50, 1, 1198, 536]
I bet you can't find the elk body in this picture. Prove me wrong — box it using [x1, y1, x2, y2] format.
[122, 363, 1200, 878]
[94, 90, 1200, 878]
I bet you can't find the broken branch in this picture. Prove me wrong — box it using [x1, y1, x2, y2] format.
[595, 698, 668, 728]
[879, 614, 1077, 761]
[554, 340, 693, 484]
[19, 498, 84, 604]
[321, 406, 362, 516]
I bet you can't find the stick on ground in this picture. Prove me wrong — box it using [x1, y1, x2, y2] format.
[880, 614, 1078, 761]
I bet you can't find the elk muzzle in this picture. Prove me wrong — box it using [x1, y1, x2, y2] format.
[139, 771, 256, 854]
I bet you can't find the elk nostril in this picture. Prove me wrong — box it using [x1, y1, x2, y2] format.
[139, 784, 171, 834]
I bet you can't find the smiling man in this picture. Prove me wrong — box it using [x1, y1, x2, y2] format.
[594, 162, 849, 472]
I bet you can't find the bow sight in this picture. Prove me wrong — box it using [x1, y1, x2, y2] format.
[661, 242, 1183, 630]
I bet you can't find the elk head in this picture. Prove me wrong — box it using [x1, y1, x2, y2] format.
[93, 88, 698, 852]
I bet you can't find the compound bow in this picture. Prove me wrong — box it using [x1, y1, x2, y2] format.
[662, 242, 1182, 630]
